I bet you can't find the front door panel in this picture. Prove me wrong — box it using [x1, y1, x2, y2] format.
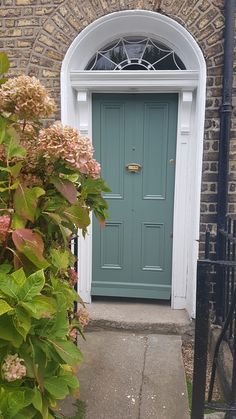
[92, 93, 178, 299]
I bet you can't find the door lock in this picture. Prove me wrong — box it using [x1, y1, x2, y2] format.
[169, 159, 175, 164]
[126, 163, 142, 173]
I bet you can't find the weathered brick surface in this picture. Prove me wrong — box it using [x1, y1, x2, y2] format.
[0, 0, 235, 259]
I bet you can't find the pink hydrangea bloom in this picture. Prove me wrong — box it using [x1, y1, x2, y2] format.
[38, 122, 100, 178]
[80, 159, 101, 179]
[2, 354, 26, 382]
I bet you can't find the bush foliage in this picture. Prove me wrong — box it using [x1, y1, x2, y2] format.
[0, 52, 109, 419]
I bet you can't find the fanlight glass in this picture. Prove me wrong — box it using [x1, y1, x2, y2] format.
[85, 37, 186, 71]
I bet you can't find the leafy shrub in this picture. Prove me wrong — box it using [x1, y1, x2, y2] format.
[0, 52, 109, 419]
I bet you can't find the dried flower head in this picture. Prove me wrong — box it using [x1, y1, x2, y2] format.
[2, 354, 26, 382]
[68, 268, 78, 287]
[0, 215, 11, 242]
[38, 122, 100, 178]
[75, 308, 89, 328]
[0, 75, 56, 120]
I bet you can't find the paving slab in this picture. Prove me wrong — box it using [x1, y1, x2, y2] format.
[86, 300, 192, 335]
[140, 335, 189, 419]
[61, 331, 190, 419]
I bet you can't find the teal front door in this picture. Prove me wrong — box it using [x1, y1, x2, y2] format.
[92, 93, 178, 300]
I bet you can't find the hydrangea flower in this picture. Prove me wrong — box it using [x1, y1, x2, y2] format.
[80, 158, 101, 179]
[76, 308, 90, 328]
[2, 354, 26, 382]
[68, 267, 78, 287]
[0, 75, 56, 120]
[38, 122, 101, 178]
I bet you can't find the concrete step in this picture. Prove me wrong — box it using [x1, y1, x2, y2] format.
[86, 300, 193, 336]
[61, 331, 190, 419]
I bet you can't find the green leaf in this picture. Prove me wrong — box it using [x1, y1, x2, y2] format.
[11, 268, 26, 286]
[18, 405, 37, 418]
[4, 390, 34, 418]
[5, 132, 26, 160]
[32, 387, 43, 412]
[44, 376, 69, 399]
[50, 248, 70, 270]
[11, 213, 26, 229]
[49, 339, 83, 366]
[12, 250, 36, 273]
[43, 212, 71, 244]
[51, 177, 78, 204]
[0, 263, 12, 274]
[0, 77, 7, 85]
[0, 180, 19, 192]
[49, 307, 69, 337]
[12, 228, 50, 269]
[0, 315, 23, 347]
[18, 270, 45, 301]
[21, 247, 49, 270]
[0, 52, 9, 74]
[21, 295, 57, 319]
[51, 278, 78, 308]
[43, 194, 67, 212]
[0, 299, 12, 316]
[82, 176, 111, 194]
[0, 116, 6, 144]
[35, 304, 69, 339]
[9, 162, 23, 177]
[43, 211, 62, 224]
[64, 205, 90, 229]
[13, 307, 31, 339]
[14, 185, 45, 222]
[59, 372, 79, 390]
[63, 173, 79, 182]
[0, 162, 22, 177]
[18, 343, 35, 379]
[14, 414, 34, 419]
[0, 273, 19, 300]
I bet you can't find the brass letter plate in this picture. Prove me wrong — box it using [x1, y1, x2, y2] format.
[126, 163, 142, 173]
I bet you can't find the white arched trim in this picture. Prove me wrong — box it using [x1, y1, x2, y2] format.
[61, 10, 206, 318]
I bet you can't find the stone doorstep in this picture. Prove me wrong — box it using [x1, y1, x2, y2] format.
[85, 300, 194, 337]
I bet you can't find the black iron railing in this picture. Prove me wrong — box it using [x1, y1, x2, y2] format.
[192, 217, 236, 419]
[215, 219, 236, 335]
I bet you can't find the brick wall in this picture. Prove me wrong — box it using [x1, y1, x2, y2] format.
[0, 0, 235, 257]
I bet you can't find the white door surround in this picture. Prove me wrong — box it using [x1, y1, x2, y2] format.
[61, 10, 206, 318]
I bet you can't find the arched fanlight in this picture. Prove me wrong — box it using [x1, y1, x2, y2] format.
[85, 37, 186, 71]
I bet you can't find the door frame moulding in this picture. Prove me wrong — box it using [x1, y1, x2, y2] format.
[61, 10, 207, 318]
[70, 70, 199, 90]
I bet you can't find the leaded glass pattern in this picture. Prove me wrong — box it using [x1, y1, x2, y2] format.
[86, 37, 186, 71]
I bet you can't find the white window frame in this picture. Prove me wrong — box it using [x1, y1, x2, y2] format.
[61, 10, 206, 318]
